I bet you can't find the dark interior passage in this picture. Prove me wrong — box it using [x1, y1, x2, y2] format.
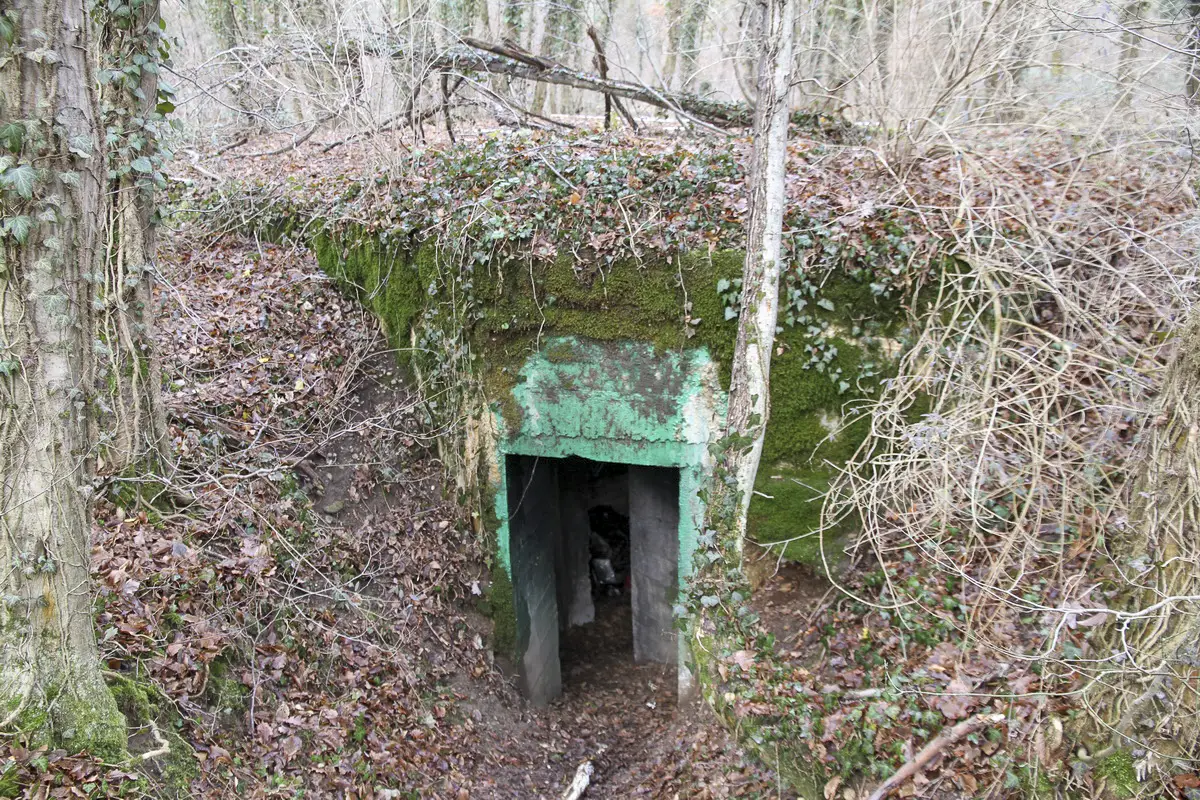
[505, 454, 680, 706]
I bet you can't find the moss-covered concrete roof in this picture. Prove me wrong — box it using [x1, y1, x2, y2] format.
[189, 129, 1190, 563]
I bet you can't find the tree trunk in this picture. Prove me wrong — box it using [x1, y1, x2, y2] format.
[0, 0, 127, 756]
[528, 0, 549, 112]
[1186, 0, 1200, 105]
[97, 0, 172, 478]
[1115, 0, 1148, 110]
[208, 0, 241, 50]
[709, 0, 795, 544]
[1085, 317, 1200, 757]
[675, 0, 711, 91]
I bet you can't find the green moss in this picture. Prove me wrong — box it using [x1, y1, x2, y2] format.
[692, 631, 827, 799]
[51, 683, 128, 762]
[0, 762, 18, 799]
[1094, 751, 1139, 798]
[108, 674, 154, 724]
[1014, 764, 1062, 799]
[488, 562, 517, 660]
[108, 673, 198, 795]
[749, 468, 847, 567]
[313, 227, 424, 357]
[203, 653, 250, 716]
[482, 363, 525, 434]
[105, 467, 173, 521]
[7, 698, 50, 748]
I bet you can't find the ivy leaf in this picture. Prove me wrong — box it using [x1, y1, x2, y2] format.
[0, 359, 19, 377]
[4, 215, 33, 243]
[817, 297, 836, 311]
[130, 156, 153, 173]
[25, 48, 60, 64]
[68, 135, 93, 159]
[155, 100, 175, 116]
[2, 164, 36, 199]
[0, 122, 24, 153]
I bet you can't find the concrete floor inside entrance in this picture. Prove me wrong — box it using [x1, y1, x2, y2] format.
[505, 454, 680, 706]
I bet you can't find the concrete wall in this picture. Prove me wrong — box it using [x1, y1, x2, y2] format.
[555, 459, 595, 628]
[506, 455, 562, 706]
[629, 466, 680, 664]
[493, 337, 725, 703]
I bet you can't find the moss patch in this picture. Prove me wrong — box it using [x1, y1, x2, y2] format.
[50, 682, 128, 762]
[1094, 751, 1139, 799]
[488, 563, 517, 661]
[311, 235, 905, 566]
[203, 651, 250, 718]
[693, 631, 828, 799]
[312, 226, 425, 357]
[750, 467, 848, 567]
[108, 672, 199, 796]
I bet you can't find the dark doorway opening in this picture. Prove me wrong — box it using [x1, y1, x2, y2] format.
[505, 454, 679, 706]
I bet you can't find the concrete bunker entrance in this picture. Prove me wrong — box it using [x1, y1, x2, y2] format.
[505, 454, 680, 706]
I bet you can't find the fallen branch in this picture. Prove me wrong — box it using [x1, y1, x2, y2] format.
[466, 77, 575, 131]
[232, 113, 333, 159]
[214, 132, 251, 156]
[463, 36, 557, 70]
[321, 103, 444, 153]
[864, 712, 1006, 800]
[423, 38, 835, 130]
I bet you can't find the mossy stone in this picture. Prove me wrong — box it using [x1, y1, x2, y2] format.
[107, 672, 199, 796]
[309, 232, 905, 570]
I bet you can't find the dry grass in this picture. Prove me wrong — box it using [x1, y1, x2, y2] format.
[821, 132, 1200, 785]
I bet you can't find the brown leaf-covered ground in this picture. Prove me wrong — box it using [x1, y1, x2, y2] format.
[10, 128, 1196, 798]
[49, 229, 781, 799]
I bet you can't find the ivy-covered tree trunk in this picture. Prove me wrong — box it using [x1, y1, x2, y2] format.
[0, 0, 128, 757]
[97, 0, 172, 478]
[712, 0, 795, 545]
[1085, 317, 1200, 760]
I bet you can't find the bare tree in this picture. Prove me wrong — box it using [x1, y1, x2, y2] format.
[0, 0, 127, 755]
[1185, 0, 1200, 103]
[708, 0, 795, 545]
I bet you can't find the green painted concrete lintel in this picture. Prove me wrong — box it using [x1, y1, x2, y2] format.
[491, 337, 726, 594]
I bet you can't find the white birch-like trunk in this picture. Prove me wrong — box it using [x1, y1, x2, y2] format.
[720, 0, 795, 549]
[529, 0, 549, 111]
[0, 0, 127, 756]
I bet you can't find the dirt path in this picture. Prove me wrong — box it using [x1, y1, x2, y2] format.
[328, 356, 784, 799]
[149, 231, 783, 799]
[309, 305, 783, 798]
[451, 591, 780, 799]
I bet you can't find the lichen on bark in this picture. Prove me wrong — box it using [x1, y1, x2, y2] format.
[0, 0, 127, 758]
